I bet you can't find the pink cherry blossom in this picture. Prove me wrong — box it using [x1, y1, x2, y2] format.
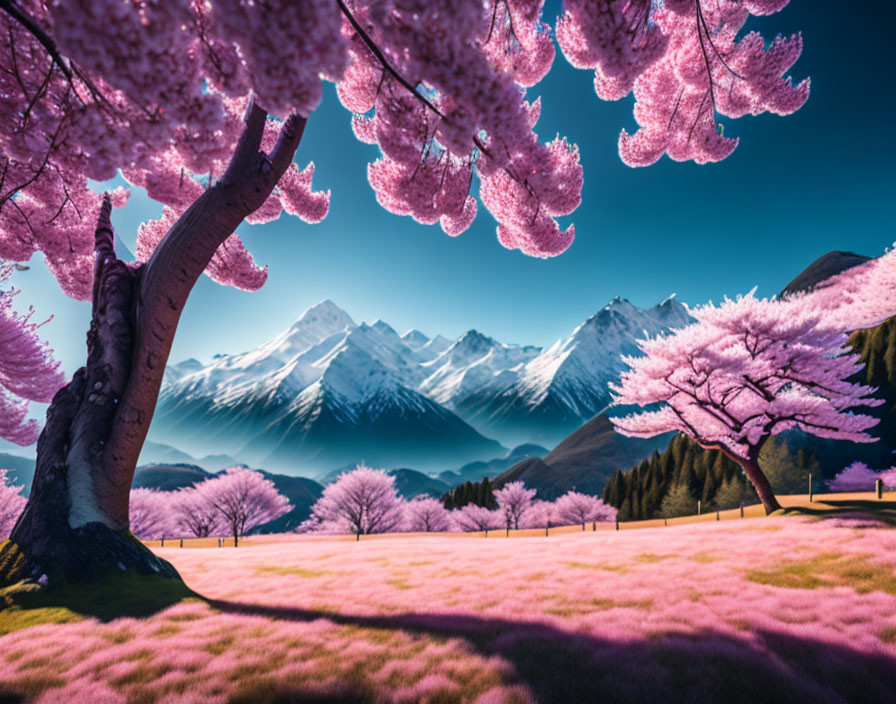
[0, 468, 26, 539]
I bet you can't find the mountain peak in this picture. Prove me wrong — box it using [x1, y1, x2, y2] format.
[401, 329, 430, 348]
[371, 319, 398, 336]
[295, 299, 353, 327]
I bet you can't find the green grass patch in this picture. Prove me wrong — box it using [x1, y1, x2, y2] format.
[692, 552, 722, 563]
[564, 561, 628, 573]
[0, 541, 200, 636]
[879, 626, 896, 644]
[746, 552, 896, 594]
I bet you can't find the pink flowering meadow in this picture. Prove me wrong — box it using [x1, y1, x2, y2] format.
[3, 515, 896, 702]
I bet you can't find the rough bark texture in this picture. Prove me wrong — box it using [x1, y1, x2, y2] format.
[1, 104, 306, 587]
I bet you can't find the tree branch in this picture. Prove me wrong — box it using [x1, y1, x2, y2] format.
[103, 103, 307, 492]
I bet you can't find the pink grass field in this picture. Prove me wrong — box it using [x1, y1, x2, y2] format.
[3, 512, 896, 703]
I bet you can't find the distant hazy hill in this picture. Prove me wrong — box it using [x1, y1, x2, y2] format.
[0, 452, 35, 496]
[437, 443, 549, 487]
[494, 412, 672, 499]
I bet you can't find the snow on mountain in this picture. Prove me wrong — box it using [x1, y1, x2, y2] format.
[153, 295, 690, 473]
[153, 301, 503, 473]
[419, 330, 540, 406]
[448, 296, 693, 446]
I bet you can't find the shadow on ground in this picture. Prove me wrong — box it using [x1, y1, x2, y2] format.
[781, 499, 896, 526]
[202, 598, 896, 704]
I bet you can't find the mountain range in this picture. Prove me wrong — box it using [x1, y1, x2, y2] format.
[149, 296, 691, 475]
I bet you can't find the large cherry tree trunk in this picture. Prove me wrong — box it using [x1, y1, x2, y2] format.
[737, 455, 782, 515]
[0, 104, 305, 587]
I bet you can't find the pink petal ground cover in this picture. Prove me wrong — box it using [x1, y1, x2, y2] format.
[3, 517, 896, 702]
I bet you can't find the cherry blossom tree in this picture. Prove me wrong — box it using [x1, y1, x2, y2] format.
[0, 469, 27, 540]
[520, 499, 557, 537]
[882, 468, 896, 491]
[825, 462, 888, 494]
[403, 496, 451, 533]
[170, 485, 224, 539]
[306, 465, 404, 541]
[0, 1, 808, 586]
[612, 294, 884, 515]
[128, 488, 173, 541]
[554, 491, 616, 530]
[202, 468, 290, 547]
[450, 504, 503, 537]
[0, 264, 65, 446]
[795, 247, 896, 333]
[494, 481, 536, 533]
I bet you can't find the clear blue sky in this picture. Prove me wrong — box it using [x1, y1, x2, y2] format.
[11, 1, 896, 377]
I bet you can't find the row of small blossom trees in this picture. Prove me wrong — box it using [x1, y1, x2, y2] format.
[299, 466, 617, 540]
[128, 468, 290, 547]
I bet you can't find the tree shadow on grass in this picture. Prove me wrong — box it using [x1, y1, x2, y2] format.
[208, 598, 896, 704]
[0, 571, 198, 636]
[781, 499, 896, 527]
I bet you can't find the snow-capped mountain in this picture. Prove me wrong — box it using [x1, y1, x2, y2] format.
[450, 296, 692, 445]
[152, 296, 690, 475]
[152, 301, 504, 474]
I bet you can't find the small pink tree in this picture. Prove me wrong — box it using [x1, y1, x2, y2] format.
[128, 488, 173, 541]
[494, 481, 536, 534]
[0, 265, 65, 446]
[521, 500, 558, 537]
[612, 294, 884, 515]
[0, 469, 26, 539]
[554, 491, 616, 530]
[882, 468, 896, 491]
[403, 497, 451, 533]
[203, 468, 290, 547]
[450, 504, 503, 537]
[307, 465, 404, 541]
[171, 486, 225, 539]
[826, 462, 887, 493]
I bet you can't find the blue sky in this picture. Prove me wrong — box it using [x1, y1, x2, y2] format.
[10, 1, 896, 377]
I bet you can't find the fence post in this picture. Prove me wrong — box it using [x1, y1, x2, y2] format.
[592, 521, 596, 532]
[664, 518, 668, 527]
[160, 537, 164, 547]
[179, 538, 183, 548]
[716, 510, 720, 521]
[809, 472, 813, 502]
[877, 478, 884, 500]
[615, 518, 619, 531]
[218, 537, 223, 548]
[740, 502, 744, 519]
[697, 500, 701, 516]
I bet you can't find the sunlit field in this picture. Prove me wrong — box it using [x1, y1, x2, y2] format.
[3, 497, 896, 703]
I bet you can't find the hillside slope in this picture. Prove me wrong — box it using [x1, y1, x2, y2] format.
[494, 411, 672, 499]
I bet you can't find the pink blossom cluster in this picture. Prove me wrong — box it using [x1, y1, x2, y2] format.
[556, 1, 808, 165]
[0, 1, 808, 306]
[128, 468, 289, 543]
[793, 245, 896, 333]
[826, 462, 896, 493]
[0, 468, 26, 539]
[302, 466, 615, 537]
[612, 293, 884, 460]
[614, 1, 808, 165]
[0, 265, 65, 445]
[4, 515, 896, 702]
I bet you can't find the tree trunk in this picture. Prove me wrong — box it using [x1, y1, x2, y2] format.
[1, 103, 306, 588]
[737, 455, 782, 515]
